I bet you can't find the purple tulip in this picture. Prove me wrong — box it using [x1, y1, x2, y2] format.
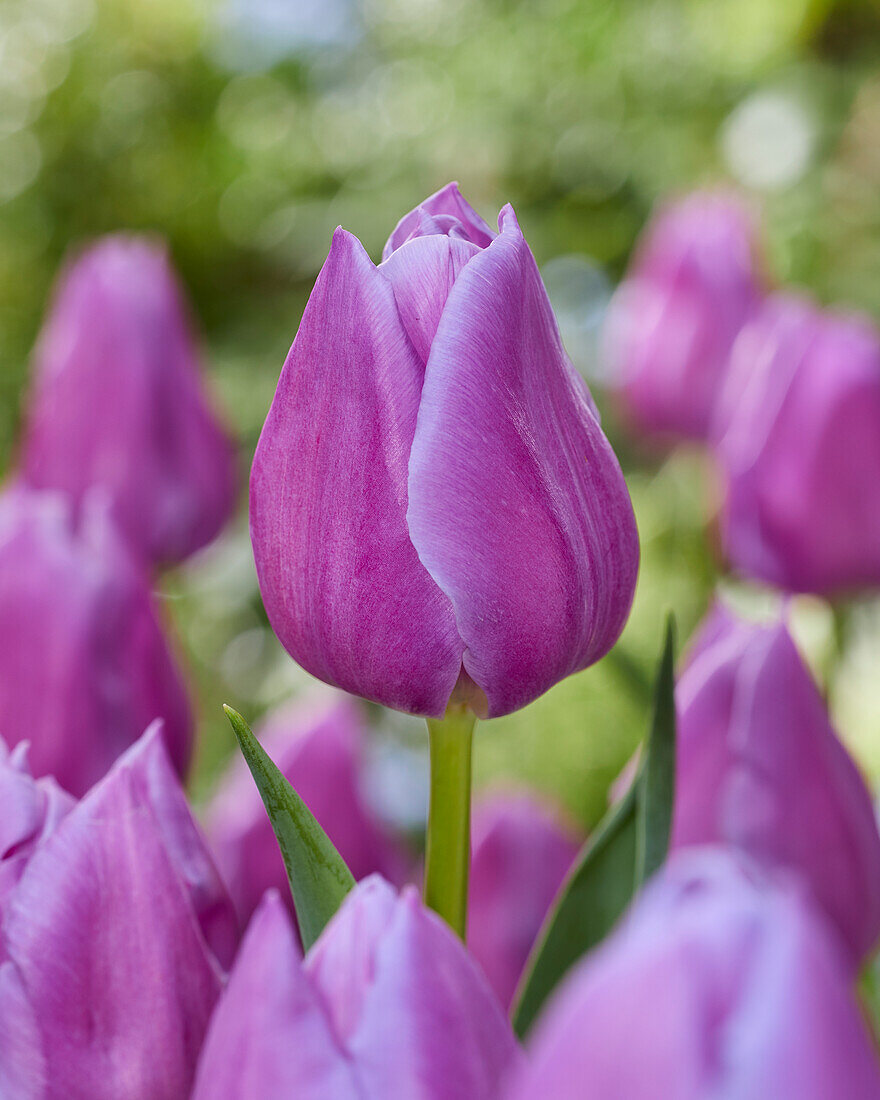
[0, 726, 237, 1099]
[205, 693, 406, 926]
[507, 850, 880, 1099]
[604, 190, 762, 441]
[194, 876, 521, 1099]
[714, 293, 880, 593]
[673, 603, 880, 967]
[0, 488, 193, 796]
[469, 792, 580, 1009]
[21, 235, 236, 568]
[251, 183, 638, 718]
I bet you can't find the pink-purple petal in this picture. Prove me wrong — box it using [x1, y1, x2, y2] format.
[382, 182, 496, 260]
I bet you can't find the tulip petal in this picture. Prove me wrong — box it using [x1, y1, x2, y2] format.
[383, 182, 496, 260]
[251, 228, 462, 716]
[407, 206, 639, 716]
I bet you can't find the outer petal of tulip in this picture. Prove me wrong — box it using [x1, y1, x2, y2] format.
[604, 190, 762, 441]
[468, 793, 580, 1009]
[0, 488, 193, 795]
[507, 850, 880, 1100]
[673, 604, 880, 967]
[383, 181, 496, 260]
[0, 727, 231, 1099]
[714, 294, 880, 593]
[21, 236, 236, 568]
[407, 206, 639, 716]
[250, 228, 463, 716]
[205, 693, 406, 926]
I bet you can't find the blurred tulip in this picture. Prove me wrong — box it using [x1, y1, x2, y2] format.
[673, 603, 880, 967]
[714, 294, 880, 593]
[468, 792, 580, 1009]
[251, 182, 638, 718]
[604, 190, 762, 441]
[194, 876, 520, 1099]
[21, 235, 237, 568]
[508, 850, 880, 1099]
[0, 489, 193, 796]
[205, 693, 406, 926]
[0, 726, 237, 1099]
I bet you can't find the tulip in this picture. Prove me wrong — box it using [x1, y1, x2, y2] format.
[21, 235, 237, 568]
[604, 190, 762, 441]
[507, 849, 880, 1099]
[0, 725, 238, 1099]
[673, 603, 880, 967]
[0, 488, 193, 796]
[205, 693, 406, 926]
[250, 182, 638, 720]
[193, 876, 521, 1099]
[713, 293, 880, 593]
[468, 793, 580, 1009]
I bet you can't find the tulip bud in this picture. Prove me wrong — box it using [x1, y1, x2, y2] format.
[251, 183, 638, 718]
[205, 693, 406, 926]
[0, 727, 237, 1099]
[714, 294, 880, 593]
[673, 603, 880, 966]
[194, 876, 521, 1099]
[468, 793, 580, 1009]
[604, 191, 762, 441]
[0, 488, 193, 796]
[508, 850, 880, 1099]
[21, 236, 237, 568]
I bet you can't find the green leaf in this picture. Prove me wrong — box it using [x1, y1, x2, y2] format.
[510, 616, 677, 1039]
[222, 705, 356, 952]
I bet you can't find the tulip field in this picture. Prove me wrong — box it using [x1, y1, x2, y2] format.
[3, 0, 880, 1097]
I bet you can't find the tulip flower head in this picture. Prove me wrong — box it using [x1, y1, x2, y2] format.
[251, 183, 638, 718]
[21, 235, 237, 568]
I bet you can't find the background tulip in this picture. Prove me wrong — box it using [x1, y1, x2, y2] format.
[251, 183, 638, 719]
[0, 488, 193, 796]
[713, 294, 880, 593]
[195, 875, 520, 1099]
[604, 190, 762, 442]
[0, 726, 237, 1099]
[468, 792, 580, 1009]
[673, 603, 880, 966]
[205, 693, 406, 926]
[508, 850, 880, 1100]
[21, 235, 237, 569]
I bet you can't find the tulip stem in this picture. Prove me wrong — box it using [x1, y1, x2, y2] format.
[424, 705, 476, 940]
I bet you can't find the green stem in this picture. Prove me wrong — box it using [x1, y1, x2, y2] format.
[424, 705, 476, 940]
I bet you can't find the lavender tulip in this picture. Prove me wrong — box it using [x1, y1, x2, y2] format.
[205, 693, 406, 925]
[469, 793, 580, 1009]
[673, 603, 880, 966]
[508, 850, 880, 1099]
[714, 294, 880, 593]
[251, 182, 638, 718]
[194, 876, 521, 1099]
[21, 235, 236, 568]
[0, 726, 237, 1099]
[604, 190, 762, 441]
[0, 488, 193, 796]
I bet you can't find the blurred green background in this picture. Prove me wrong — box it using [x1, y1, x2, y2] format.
[3, 0, 880, 830]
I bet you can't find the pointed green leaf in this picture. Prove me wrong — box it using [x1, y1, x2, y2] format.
[222, 705, 356, 952]
[511, 616, 677, 1038]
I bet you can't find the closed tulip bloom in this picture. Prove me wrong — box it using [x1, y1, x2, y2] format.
[469, 793, 580, 1009]
[673, 603, 880, 967]
[251, 183, 638, 718]
[0, 489, 193, 796]
[508, 850, 880, 1100]
[21, 235, 236, 568]
[0, 726, 238, 1099]
[194, 876, 521, 1099]
[714, 294, 880, 593]
[205, 693, 406, 926]
[604, 191, 762, 441]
